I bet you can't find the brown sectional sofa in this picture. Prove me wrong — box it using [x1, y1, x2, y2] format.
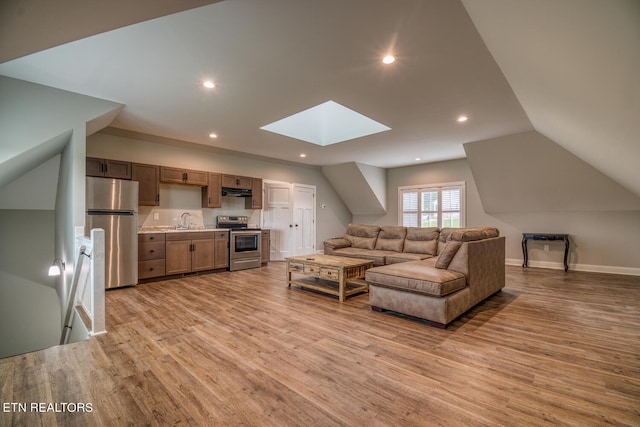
[323, 224, 505, 328]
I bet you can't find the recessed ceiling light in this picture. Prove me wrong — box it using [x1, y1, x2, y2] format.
[209, 133, 218, 138]
[300, 154, 307, 158]
[457, 115, 468, 122]
[415, 157, 421, 161]
[203, 81, 215, 89]
[382, 55, 395, 64]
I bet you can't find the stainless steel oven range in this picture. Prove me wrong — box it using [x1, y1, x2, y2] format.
[217, 216, 261, 271]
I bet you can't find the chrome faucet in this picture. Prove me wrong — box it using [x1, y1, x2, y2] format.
[179, 212, 191, 229]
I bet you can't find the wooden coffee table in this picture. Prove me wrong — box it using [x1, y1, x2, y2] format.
[285, 254, 373, 302]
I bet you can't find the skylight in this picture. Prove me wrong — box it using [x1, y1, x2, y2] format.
[260, 100, 391, 146]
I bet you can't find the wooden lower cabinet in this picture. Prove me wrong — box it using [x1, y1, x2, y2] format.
[165, 232, 216, 275]
[261, 229, 270, 264]
[192, 239, 215, 272]
[140, 230, 230, 280]
[214, 231, 229, 269]
[138, 233, 166, 279]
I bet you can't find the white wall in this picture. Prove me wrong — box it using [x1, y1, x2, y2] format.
[0, 210, 61, 358]
[87, 131, 353, 248]
[0, 77, 122, 356]
[354, 158, 640, 274]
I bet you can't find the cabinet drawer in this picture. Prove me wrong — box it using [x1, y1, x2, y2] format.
[166, 231, 213, 241]
[288, 262, 304, 273]
[303, 264, 320, 276]
[139, 241, 165, 260]
[138, 233, 165, 243]
[138, 259, 165, 279]
[320, 267, 340, 280]
[214, 231, 229, 239]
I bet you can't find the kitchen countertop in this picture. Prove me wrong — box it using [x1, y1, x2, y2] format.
[138, 226, 228, 234]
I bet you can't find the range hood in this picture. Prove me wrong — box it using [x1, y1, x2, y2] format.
[222, 187, 252, 197]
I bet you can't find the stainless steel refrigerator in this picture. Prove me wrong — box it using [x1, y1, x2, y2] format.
[86, 177, 138, 289]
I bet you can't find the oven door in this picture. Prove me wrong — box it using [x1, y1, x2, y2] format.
[230, 230, 262, 271]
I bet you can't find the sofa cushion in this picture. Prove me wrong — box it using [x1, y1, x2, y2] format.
[385, 253, 434, 264]
[375, 226, 407, 252]
[323, 237, 352, 250]
[435, 241, 462, 269]
[344, 224, 380, 250]
[365, 261, 466, 297]
[438, 227, 500, 253]
[448, 227, 499, 242]
[332, 248, 397, 266]
[403, 227, 439, 255]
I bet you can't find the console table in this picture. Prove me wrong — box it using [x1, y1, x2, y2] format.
[522, 233, 570, 271]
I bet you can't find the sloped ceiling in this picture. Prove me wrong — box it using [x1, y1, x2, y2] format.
[0, 0, 533, 168]
[464, 131, 640, 213]
[0, 0, 221, 63]
[322, 163, 386, 215]
[0, 0, 638, 203]
[462, 0, 640, 198]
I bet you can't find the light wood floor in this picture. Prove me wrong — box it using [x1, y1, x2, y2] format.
[2, 264, 639, 426]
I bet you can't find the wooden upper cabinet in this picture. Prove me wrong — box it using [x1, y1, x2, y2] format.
[222, 174, 252, 190]
[160, 166, 208, 186]
[87, 157, 132, 179]
[185, 169, 208, 186]
[202, 173, 222, 208]
[132, 163, 160, 206]
[245, 177, 263, 209]
[86, 157, 105, 177]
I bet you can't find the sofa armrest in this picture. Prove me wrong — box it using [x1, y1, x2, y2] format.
[323, 237, 351, 254]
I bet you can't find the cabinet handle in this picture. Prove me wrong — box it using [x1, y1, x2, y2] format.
[150, 250, 154, 253]
[156, 194, 160, 203]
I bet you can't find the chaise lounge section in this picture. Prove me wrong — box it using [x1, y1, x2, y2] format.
[323, 225, 505, 328]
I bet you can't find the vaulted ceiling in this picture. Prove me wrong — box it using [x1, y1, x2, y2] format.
[1, 0, 638, 197]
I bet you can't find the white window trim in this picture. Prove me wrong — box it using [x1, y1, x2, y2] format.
[398, 181, 466, 228]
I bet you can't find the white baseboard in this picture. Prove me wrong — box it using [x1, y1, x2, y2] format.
[505, 258, 640, 276]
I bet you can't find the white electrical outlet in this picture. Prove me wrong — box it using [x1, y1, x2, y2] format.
[544, 244, 549, 252]
[153, 213, 159, 221]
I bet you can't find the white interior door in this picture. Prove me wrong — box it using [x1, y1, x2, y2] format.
[263, 181, 292, 261]
[293, 184, 316, 256]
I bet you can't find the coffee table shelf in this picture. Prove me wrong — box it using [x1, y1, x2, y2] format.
[285, 255, 373, 301]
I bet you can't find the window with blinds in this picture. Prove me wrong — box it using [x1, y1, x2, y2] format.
[399, 182, 465, 228]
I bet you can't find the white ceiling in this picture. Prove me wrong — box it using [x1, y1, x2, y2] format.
[0, 0, 531, 169]
[0, 0, 638, 195]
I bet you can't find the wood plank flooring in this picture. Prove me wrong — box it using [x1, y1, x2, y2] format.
[1, 264, 639, 426]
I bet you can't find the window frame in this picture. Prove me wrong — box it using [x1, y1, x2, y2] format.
[398, 181, 466, 229]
